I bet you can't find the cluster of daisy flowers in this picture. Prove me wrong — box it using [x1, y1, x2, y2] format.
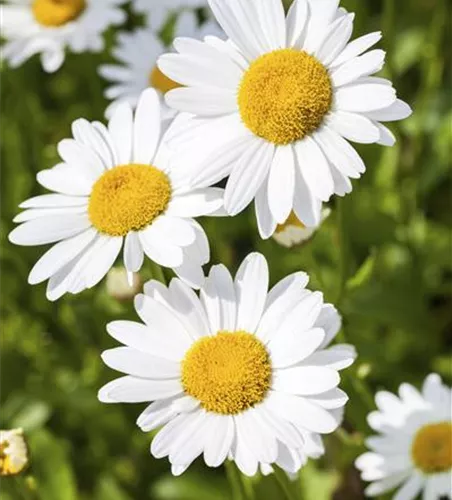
[3, 0, 451, 498]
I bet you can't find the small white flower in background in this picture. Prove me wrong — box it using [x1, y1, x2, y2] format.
[131, 0, 208, 30]
[98, 252, 356, 476]
[106, 267, 141, 301]
[272, 207, 331, 248]
[99, 11, 224, 119]
[0, 0, 127, 73]
[158, 0, 412, 240]
[9, 88, 225, 301]
[356, 374, 452, 500]
[0, 429, 28, 476]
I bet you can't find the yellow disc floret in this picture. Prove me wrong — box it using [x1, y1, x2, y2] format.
[275, 211, 306, 234]
[238, 49, 332, 145]
[150, 66, 182, 94]
[181, 331, 272, 415]
[411, 422, 452, 474]
[88, 164, 171, 237]
[32, 0, 86, 27]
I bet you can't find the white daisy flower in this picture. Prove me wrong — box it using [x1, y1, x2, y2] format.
[1, 0, 126, 73]
[99, 11, 224, 119]
[9, 88, 224, 301]
[356, 374, 452, 500]
[0, 429, 28, 476]
[131, 0, 207, 29]
[158, 0, 412, 239]
[98, 252, 356, 476]
[273, 207, 331, 248]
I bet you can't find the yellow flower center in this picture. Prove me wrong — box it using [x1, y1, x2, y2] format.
[88, 164, 171, 237]
[181, 331, 272, 415]
[32, 0, 86, 27]
[238, 49, 332, 145]
[275, 211, 306, 234]
[149, 66, 182, 94]
[411, 422, 452, 474]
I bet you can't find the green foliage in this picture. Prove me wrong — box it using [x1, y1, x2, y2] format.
[1, 1, 451, 499]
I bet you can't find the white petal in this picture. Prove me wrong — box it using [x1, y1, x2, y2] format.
[375, 123, 396, 146]
[365, 99, 413, 122]
[58, 138, 104, 179]
[295, 136, 334, 202]
[99, 376, 183, 403]
[269, 327, 325, 369]
[303, 0, 340, 54]
[124, 231, 144, 274]
[257, 0, 286, 50]
[267, 145, 295, 224]
[335, 83, 396, 112]
[331, 32, 382, 68]
[165, 87, 237, 116]
[139, 225, 184, 268]
[286, 0, 309, 47]
[331, 50, 386, 87]
[327, 111, 380, 144]
[134, 294, 192, 350]
[37, 163, 93, 195]
[101, 347, 180, 379]
[393, 472, 424, 500]
[108, 102, 133, 165]
[302, 344, 357, 370]
[200, 264, 237, 333]
[308, 388, 349, 409]
[235, 253, 269, 333]
[133, 88, 161, 165]
[137, 398, 179, 432]
[315, 304, 342, 348]
[316, 13, 354, 66]
[19, 194, 87, 209]
[71, 118, 115, 170]
[266, 391, 339, 433]
[166, 189, 224, 218]
[293, 159, 322, 227]
[314, 126, 365, 178]
[255, 176, 277, 240]
[28, 228, 97, 284]
[9, 214, 91, 246]
[168, 279, 210, 340]
[204, 415, 234, 468]
[224, 140, 274, 216]
[272, 366, 340, 395]
[150, 216, 196, 247]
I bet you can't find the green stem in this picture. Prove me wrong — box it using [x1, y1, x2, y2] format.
[225, 461, 245, 500]
[273, 468, 299, 500]
[335, 197, 348, 307]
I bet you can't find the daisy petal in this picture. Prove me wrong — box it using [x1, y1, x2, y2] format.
[224, 140, 274, 216]
[327, 111, 380, 144]
[331, 31, 382, 69]
[133, 88, 161, 165]
[108, 102, 133, 165]
[235, 252, 269, 333]
[124, 231, 144, 273]
[335, 83, 396, 112]
[166, 87, 237, 116]
[268, 145, 295, 224]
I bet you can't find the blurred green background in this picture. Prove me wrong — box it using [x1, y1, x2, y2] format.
[1, 0, 451, 498]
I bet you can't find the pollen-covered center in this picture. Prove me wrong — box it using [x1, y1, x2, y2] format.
[150, 66, 182, 94]
[411, 422, 452, 474]
[275, 211, 306, 234]
[181, 331, 272, 415]
[88, 164, 171, 237]
[32, 0, 86, 27]
[238, 49, 332, 145]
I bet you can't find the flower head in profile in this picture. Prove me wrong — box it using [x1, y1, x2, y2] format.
[131, 0, 208, 29]
[0, 429, 28, 476]
[9, 89, 224, 300]
[99, 252, 355, 476]
[99, 11, 224, 119]
[1, 0, 126, 73]
[273, 207, 330, 248]
[356, 374, 452, 499]
[158, 0, 412, 239]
